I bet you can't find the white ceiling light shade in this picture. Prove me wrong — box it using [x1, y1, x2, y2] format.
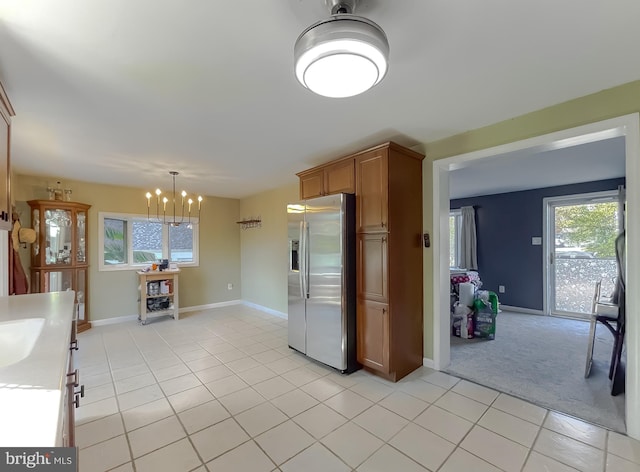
[294, 2, 389, 98]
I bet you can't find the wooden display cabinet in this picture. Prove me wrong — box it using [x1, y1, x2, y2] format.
[28, 200, 91, 332]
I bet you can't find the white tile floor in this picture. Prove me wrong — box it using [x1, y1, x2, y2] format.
[76, 305, 640, 472]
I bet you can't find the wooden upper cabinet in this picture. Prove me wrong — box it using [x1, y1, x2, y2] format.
[325, 159, 355, 195]
[299, 169, 325, 199]
[298, 158, 355, 199]
[355, 149, 388, 233]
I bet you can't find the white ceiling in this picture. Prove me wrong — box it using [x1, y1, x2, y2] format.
[0, 0, 639, 199]
[449, 136, 626, 199]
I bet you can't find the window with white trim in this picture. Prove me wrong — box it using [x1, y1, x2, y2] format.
[99, 212, 199, 271]
[449, 209, 461, 268]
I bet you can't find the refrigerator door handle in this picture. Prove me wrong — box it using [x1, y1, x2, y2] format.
[304, 221, 310, 299]
[298, 221, 305, 299]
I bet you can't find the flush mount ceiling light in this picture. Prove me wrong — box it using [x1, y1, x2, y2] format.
[294, 0, 389, 98]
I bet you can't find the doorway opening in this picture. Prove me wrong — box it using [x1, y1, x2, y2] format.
[431, 113, 640, 439]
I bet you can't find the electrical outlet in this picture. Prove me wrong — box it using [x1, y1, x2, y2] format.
[499, 285, 505, 293]
[227, 283, 233, 290]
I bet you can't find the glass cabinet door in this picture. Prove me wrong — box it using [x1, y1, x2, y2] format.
[44, 270, 73, 292]
[77, 210, 87, 263]
[45, 209, 73, 265]
[32, 208, 40, 259]
[76, 268, 86, 321]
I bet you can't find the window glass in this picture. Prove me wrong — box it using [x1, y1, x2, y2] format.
[169, 224, 194, 262]
[132, 220, 163, 263]
[449, 214, 457, 267]
[449, 210, 461, 268]
[104, 218, 127, 265]
[99, 212, 199, 271]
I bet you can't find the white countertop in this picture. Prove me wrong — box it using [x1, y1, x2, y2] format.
[0, 291, 76, 447]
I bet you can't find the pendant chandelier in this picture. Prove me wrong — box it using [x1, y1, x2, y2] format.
[145, 171, 203, 226]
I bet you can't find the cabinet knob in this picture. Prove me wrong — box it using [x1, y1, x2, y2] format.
[381, 222, 386, 228]
[382, 308, 387, 314]
[381, 236, 387, 243]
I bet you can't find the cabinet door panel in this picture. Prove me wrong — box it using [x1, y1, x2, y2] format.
[357, 233, 388, 302]
[356, 150, 388, 232]
[357, 299, 390, 373]
[325, 159, 355, 195]
[300, 170, 324, 199]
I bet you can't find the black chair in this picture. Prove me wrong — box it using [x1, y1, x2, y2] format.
[583, 231, 625, 396]
[584, 280, 618, 378]
[609, 231, 626, 395]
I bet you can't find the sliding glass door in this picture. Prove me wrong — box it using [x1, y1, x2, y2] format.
[545, 191, 622, 318]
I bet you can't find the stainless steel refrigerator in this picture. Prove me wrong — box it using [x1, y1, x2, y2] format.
[287, 193, 358, 373]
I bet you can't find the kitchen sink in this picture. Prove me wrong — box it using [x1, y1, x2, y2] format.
[0, 318, 46, 369]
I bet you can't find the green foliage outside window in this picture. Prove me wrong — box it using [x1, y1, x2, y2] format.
[555, 202, 618, 257]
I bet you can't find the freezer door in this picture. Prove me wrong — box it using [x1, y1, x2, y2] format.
[305, 194, 346, 370]
[287, 203, 306, 353]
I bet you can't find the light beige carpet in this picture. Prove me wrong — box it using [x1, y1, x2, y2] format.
[446, 311, 625, 432]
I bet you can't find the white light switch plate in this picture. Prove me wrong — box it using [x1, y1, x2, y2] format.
[531, 237, 542, 245]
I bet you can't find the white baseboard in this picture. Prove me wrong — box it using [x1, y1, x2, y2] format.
[423, 358, 436, 369]
[179, 299, 243, 313]
[91, 314, 139, 326]
[499, 305, 545, 316]
[242, 301, 288, 319]
[91, 299, 283, 326]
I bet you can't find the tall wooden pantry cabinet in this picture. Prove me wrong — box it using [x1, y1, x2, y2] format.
[28, 200, 92, 332]
[297, 142, 424, 381]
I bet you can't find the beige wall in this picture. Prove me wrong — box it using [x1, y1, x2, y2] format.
[420, 79, 640, 359]
[239, 183, 298, 314]
[13, 174, 241, 321]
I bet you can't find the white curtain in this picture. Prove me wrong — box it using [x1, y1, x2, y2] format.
[460, 206, 478, 270]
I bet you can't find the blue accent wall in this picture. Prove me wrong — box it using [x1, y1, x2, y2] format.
[451, 178, 625, 311]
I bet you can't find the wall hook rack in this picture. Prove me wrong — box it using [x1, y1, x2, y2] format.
[236, 217, 262, 230]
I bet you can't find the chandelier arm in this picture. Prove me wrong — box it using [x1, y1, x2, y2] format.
[146, 171, 201, 226]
